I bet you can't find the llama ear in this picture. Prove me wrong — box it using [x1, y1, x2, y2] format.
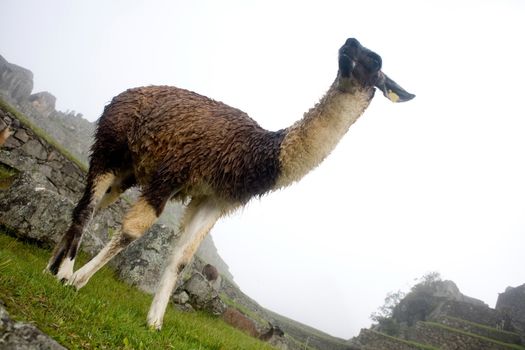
[375, 72, 415, 103]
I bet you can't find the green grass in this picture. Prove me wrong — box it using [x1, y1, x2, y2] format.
[0, 233, 276, 350]
[371, 330, 440, 350]
[424, 322, 525, 350]
[0, 98, 88, 172]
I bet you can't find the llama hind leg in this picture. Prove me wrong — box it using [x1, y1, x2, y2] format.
[96, 172, 136, 211]
[67, 195, 165, 289]
[46, 172, 116, 280]
[147, 197, 227, 330]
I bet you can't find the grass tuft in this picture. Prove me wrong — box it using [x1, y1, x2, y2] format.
[0, 233, 276, 350]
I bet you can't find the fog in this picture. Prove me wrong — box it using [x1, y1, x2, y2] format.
[2, 0, 525, 338]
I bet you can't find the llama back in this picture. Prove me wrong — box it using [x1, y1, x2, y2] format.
[94, 86, 285, 202]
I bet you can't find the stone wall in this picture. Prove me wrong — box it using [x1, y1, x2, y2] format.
[429, 300, 508, 329]
[356, 329, 428, 350]
[0, 107, 124, 254]
[433, 316, 521, 345]
[0, 108, 85, 198]
[406, 322, 517, 350]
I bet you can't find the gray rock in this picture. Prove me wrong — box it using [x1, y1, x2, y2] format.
[173, 291, 190, 305]
[113, 223, 178, 294]
[28, 92, 56, 118]
[181, 272, 226, 316]
[432, 280, 486, 306]
[13, 129, 29, 143]
[21, 139, 47, 160]
[0, 301, 66, 350]
[0, 172, 72, 247]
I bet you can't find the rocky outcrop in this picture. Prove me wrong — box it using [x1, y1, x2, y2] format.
[0, 55, 33, 103]
[391, 280, 487, 328]
[28, 91, 56, 118]
[496, 284, 525, 335]
[0, 301, 66, 350]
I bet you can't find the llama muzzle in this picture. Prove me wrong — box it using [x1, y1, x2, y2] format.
[375, 71, 415, 103]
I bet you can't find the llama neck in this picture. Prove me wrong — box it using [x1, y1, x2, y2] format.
[275, 82, 373, 189]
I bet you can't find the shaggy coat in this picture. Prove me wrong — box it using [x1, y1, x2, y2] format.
[93, 86, 286, 207]
[46, 38, 413, 330]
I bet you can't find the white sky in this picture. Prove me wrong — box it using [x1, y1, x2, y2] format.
[2, 0, 525, 339]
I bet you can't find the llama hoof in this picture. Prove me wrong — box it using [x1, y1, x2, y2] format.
[54, 257, 75, 282]
[147, 318, 163, 331]
[66, 272, 88, 290]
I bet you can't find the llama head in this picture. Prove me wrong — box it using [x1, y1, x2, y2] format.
[338, 38, 415, 103]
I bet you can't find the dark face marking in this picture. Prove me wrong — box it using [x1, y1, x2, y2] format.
[337, 37, 415, 102]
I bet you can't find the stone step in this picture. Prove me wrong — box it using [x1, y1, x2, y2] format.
[406, 321, 525, 350]
[357, 329, 438, 350]
[433, 316, 522, 345]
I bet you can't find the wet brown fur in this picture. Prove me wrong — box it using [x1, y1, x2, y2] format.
[93, 86, 285, 207]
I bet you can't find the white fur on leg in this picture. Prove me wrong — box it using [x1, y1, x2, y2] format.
[147, 199, 224, 329]
[66, 236, 124, 289]
[55, 257, 75, 281]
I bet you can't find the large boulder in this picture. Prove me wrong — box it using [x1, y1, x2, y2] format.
[28, 92, 56, 118]
[175, 272, 226, 316]
[0, 300, 66, 350]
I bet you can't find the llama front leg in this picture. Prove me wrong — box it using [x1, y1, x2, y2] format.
[67, 197, 160, 289]
[46, 172, 116, 280]
[147, 197, 227, 330]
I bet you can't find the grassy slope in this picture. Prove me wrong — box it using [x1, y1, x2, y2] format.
[0, 233, 276, 350]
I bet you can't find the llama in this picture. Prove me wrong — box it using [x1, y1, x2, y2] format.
[46, 38, 414, 329]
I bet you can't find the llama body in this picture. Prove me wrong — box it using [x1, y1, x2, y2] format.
[46, 38, 414, 329]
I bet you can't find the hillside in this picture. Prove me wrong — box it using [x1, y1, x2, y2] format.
[351, 277, 525, 350]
